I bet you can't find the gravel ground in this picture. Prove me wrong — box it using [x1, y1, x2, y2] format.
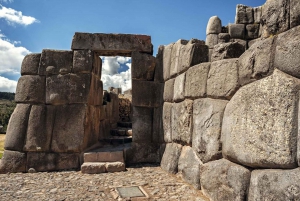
[0, 164, 209, 201]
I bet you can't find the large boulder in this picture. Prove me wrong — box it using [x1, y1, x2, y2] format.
[248, 168, 300, 201]
[178, 146, 203, 189]
[200, 159, 251, 201]
[160, 143, 182, 174]
[163, 78, 175, 102]
[222, 69, 300, 169]
[170, 40, 188, 78]
[132, 106, 153, 143]
[206, 16, 222, 35]
[235, 4, 254, 24]
[0, 150, 27, 173]
[290, 0, 300, 28]
[173, 72, 185, 102]
[21, 53, 41, 75]
[163, 43, 174, 81]
[193, 98, 228, 163]
[205, 34, 218, 49]
[211, 42, 245, 62]
[131, 51, 156, 81]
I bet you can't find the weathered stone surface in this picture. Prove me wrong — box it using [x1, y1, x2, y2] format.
[193, 98, 228, 163]
[246, 24, 260, 39]
[222, 69, 300, 169]
[218, 33, 231, 44]
[69, 73, 91, 104]
[153, 106, 164, 143]
[132, 106, 153, 143]
[46, 74, 69, 105]
[206, 16, 222, 35]
[290, 0, 300, 28]
[84, 151, 124, 163]
[178, 146, 203, 189]
[72, 50, 93, 73]
[71, 33, 153, 56]
[230, 39, 247, 51]
[132, 80, 163, 107]
[51, 104, 87, 152]
[105, 162, 125, 173]
[185, 62, 210, 99]
[92, 53, 102, 78]
[21, 53, 41, 75]
[125, 143, 160, 164]
[170, 40, 188, 78]
[253, 6, 262, 24]
[211, 42, 245, 62]
[81, 162, 106, 174]
[163, 78, 175, 102]
[172, 100, 193, 145]
[238, 37, 274, 86]
[200, 159, 251, 201]
[99, 119, 111, 140]
[274, 26, 300, 79]
[188, 38, 205, 45]
[228, 24, 245, 39]
[39, 49, 73, 75]
[177, 43, 208, 74]
[132, 51, 156, 81]
[15, 75, 45, 104]
[247, 38, 263, 48]
[0, 150, 26, 173]
[235, 4, 254, 24]
[205, 34, 218, 49]
[88, 74, 103, 106]
[5, 104, 31, 151]
[163, 43, 173, 81]
[161, 143, 182, 174]
[173, 73, 185, 102]
[56, 153, 80, 170]
[163, 102, 172, 143]
[24, 105, 55, 152]
[207, 59, 239, 99]
[248, 168, 300, 201]
[154, 45, 164, 82]
[260, 0, 290, 38]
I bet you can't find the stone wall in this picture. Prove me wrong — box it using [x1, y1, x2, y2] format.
[161, 1, 300, 200]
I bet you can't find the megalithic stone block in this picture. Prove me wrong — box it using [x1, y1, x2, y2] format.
[132, 106, 153, 143]
[46, 74, 69, 105]
[229, 24, 245, 39]
[132, 80, 163, 108]
[154, 45, 164, 83]
[5, 104, 31, 151]
[15, 75, 45, 104]
[205, 34, 218, 49]
[152, 106, 164, 143]
[218, 33, 231, 44]
[21, 53, 41, 75]
[290, 0, 300, 28]
[51, 104, 87, 153]
[71, 33, 153, 56]
[211, 42, 245, 62]
[163, 78, 175, 102]
[88, 74, 103, 106]
[246, 24, 260, 39]
[93, 53, 102, 78]
[24, 105, 55, 152]
[163, 43, 174, 81]
[0, 150, 26, 173]
[185, 62, 210, 99]
[163, 102, 172, 143]
[131, 51, 156, 81]
[69, 73, 91, 104]
[170, 39, 188, 78]
[73, 50, 93, 74]
[125, 142, 160, 163]
[160, 143, 182, 174]
[173, 72, 186, 102]
[253, 6, 262, 24]
[235, 4, 254, 24]
[206, 16, 222, 35]
[39, 49, 73, 75]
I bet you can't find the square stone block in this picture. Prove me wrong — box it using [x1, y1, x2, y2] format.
[0, 150, 26, 173]
[46, 74, 70, 105]
[246, 24, 260, 39]
[161, 143, 182, 174]
[173, 72, 186, 102]
[170, 39, 188, 78]
[163, 78, 175, 102]
[21, 53, 41, 75]
[235, 4, 254, 24]
[132, 106, 153, 143]
[131, 51, 156, 81]
[205, 34, 218, 49]
[163, 43, 174, 81]
[73, 50, 93, 73]
[105, 162, 125, 173]
[229, 24, 245, 39]
[69, 73, 91, 104]
[81, 162, 106, 174]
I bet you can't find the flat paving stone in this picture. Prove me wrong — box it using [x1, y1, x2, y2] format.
[0, 163, 208, 201]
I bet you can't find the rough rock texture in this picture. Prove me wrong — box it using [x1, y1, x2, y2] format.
[46, 74, 70, 105]
[206, 16, 222, 35]
[39, 49, 73, 75]
[15, 75, 45, 104]
[211, 42, 245, 62]
[205, 34, 218, 49]
[246, 24, 260, 39]
[5, 104, 31, 151]
[218, 33, 231, 44]
[163, 78, 175, 102]
[173, 73, 185, 102]
[228, 24, 245, 39]
[163, 43, 173, 81]
[84, 151, 124, 163]
[125, 143, 160, 164]
[274, 26, 300, 79]
[72, 50, 94, 73]
[131, 51, 156, 81]
[155, 45, 164, 82]
[253, 6, 262, 24]
[207, 59, 239, 99]
[222, 69, 300, 169]
[163, 102, 173, 143]
[200, 159, 251, 201]
[161, 143, 182, 174]
[21, 53, 41, 75]
[248, 168, 300, 201]
[170, 40, 188, 78]
[185, 63, 210, 99]
[0, 150, 26, 173]
[71, 33, 153, 56]
[132, 106, 153, 143]
[81, 162, 106, 174]
[260, 0, 290, 38]
[172, 100, 193, 145]
[178, 146, 203, 189]
[290, 0, 300, 28]
[193, 98, 228, 163]
[238, 37, 274, 86]
[105, 162, 125, 173]
[235, 4, 254, 24]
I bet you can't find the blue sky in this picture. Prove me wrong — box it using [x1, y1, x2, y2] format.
[0, 0, 266, 92]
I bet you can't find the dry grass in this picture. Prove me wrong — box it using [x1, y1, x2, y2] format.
[0, 134, 5, 159]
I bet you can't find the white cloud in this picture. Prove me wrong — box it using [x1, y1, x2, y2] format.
[0, 0, 13, 3]
[0, 4, 39, 26]
[101, 56, 132, 93]
[0, 76, 17, 92]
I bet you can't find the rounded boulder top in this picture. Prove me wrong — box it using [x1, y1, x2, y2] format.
[206, 16, 222, 35]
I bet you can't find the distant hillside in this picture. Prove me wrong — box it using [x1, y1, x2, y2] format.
[0, 92, 16, 133]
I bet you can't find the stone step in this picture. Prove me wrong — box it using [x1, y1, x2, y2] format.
[84, 150, 124, 163]
[117, 122, 132, 128]
[104, 136, 132, 145]
[81, 162, 125, 174]
[110, 128, 132, 136]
